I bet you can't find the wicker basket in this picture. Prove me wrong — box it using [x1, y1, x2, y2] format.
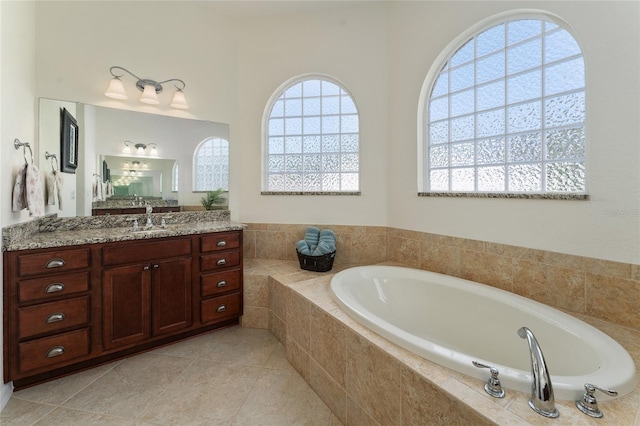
[296, 249, 336, 272]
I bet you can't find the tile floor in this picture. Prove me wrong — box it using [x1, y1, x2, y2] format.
[1, 326, 342, 425]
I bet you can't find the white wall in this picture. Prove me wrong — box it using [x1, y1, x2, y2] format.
[0, 0, 36, 408]
[235, 3, 390, 226]
[387, 1, 640, 263]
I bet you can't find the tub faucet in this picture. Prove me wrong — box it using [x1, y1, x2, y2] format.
[518, 326, 559, 418]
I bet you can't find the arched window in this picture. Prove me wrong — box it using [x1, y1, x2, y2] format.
[264, 75, 360, 193]
[193, 137, 229, 191]
[422, 14, 586, 196]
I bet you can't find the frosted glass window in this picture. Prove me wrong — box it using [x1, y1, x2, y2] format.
[425, 17, 586, 194]
[265, 77, 360, 192]
[193, 137, 229, 191]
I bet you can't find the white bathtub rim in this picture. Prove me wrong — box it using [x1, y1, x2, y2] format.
[330, 265, 638, 402]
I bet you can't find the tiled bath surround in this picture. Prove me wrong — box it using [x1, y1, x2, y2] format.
[243, 223, 640, 332]
[241, 223, 640, 424]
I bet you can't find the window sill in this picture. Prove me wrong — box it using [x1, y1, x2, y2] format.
[418, 192, 589, 200]
[261, 191, 361, 196]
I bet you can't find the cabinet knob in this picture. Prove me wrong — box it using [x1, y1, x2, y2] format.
[46, 258, 66, 268]
[45, 346, 65, 358]
[216, 240, 227, 247]
[217, 305, 227, 313]
[216, 259, 227, 266]
[216, 280, 227, 288]
[143, 265, 150, 271]
[45, 283, 65, 293]
[45, 312, 66, 324]
[153, 264, 160, 269]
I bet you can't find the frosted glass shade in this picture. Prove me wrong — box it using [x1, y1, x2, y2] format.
[170, 89, 189, 109]
[105, 77, 128, 100]
[140, 84, 160, 104]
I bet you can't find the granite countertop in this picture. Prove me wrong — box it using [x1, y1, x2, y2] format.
[2, 210, 245, 252]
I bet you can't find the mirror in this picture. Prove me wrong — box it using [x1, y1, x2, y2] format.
[38, 98, 230, 216]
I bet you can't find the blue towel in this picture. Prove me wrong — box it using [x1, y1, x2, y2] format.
[296, 239, 311, 255]
[312, 240, 336, 256]
[304, 226, 320, 248]
[318, 229, 336, 245]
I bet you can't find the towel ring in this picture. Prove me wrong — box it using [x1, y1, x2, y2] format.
[45, 151, 59, 172]
[14, 138, 33, 164]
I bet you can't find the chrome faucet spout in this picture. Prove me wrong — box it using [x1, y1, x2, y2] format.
[145, 204, 153, 228]
[518, 326, 559, 418]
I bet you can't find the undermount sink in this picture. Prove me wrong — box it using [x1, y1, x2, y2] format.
[131, 228, 171, 235]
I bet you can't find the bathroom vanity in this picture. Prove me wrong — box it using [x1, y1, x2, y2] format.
[2, 211, 243, 389]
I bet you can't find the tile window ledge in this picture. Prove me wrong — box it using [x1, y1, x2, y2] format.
[261, 191, 361, 196]
[418, 192, 589, 200]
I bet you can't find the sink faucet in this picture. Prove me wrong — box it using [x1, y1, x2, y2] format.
[145, 204, 153, 228]
[517, 326, 559, 418]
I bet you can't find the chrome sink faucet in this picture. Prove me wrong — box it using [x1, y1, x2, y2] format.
[145, 204, 153, 228]
[518, 327, 559, 418]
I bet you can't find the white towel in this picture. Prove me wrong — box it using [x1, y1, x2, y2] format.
[55, 171, 63, 210]
[46, 171, 56, 205]
[12, 163, 27, 212]
[25, 163, 44, 217]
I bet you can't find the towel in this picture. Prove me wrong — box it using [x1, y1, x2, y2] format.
[25, 163, 44, 217]
[296, 240, 311, 255]
[312, 240, 336, 256]
[318, 229, 336, 245]
[12, 164, 27, 212]
[46, 172, 56, 205]
[55, 171, 63, 210]
[304, 226, 320, 248]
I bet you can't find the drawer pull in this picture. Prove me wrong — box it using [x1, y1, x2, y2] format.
[45, 283, 65, 293]
[216, 240, 227, 247]
[153, 264, 160, 269]
[45, 346, 65, 358]
[143, 265, 150, 271]
[216, 280, 227, 288]
[46, 258, 66, 269]
[217, 304, 227, 313]
[216, 259, 227, 266]
[45, 312, 65, 324]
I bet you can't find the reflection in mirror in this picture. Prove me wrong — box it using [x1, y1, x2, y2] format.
[38, 98, 230, 217]
[101, 155, 176, 198]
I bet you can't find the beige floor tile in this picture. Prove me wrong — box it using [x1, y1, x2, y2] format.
[233, 367, 333, 425]
[33, 406, 135, 425]
[61, 353, 195, 418]
[12, 361, 119, 406]
[199, 325, 280, 367]
[0, 398, 56, 425]
[138, 359, 264, 424]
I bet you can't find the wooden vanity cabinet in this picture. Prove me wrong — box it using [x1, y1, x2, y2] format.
[3, 246, 95, 382]
[4, 229, 243, 389]
[102, 237, 192, 350]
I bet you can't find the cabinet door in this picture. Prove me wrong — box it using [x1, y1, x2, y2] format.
[103, 264, 151, 350]
[151, 258, 192, 336]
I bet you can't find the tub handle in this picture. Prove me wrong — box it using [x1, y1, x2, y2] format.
[472, 361, 505, 398]
[576, 383, 618, 418]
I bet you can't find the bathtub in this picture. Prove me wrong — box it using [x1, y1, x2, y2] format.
[330, 265, 638, 401]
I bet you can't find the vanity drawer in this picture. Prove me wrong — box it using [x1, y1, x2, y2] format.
[17, 248, 90, 277]
[102, 237, 191, 266]
[201, 268, 241, 297]
[18, 272, 89, 303]
[201, 232, 241, 253]
[201, 293, 241, 323]
[18, 296, 90, 339]
[200, 251, 241, 272]
[18, 328, 90, 373]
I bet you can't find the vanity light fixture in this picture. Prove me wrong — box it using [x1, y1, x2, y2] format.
[105, 66, 189, 109]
